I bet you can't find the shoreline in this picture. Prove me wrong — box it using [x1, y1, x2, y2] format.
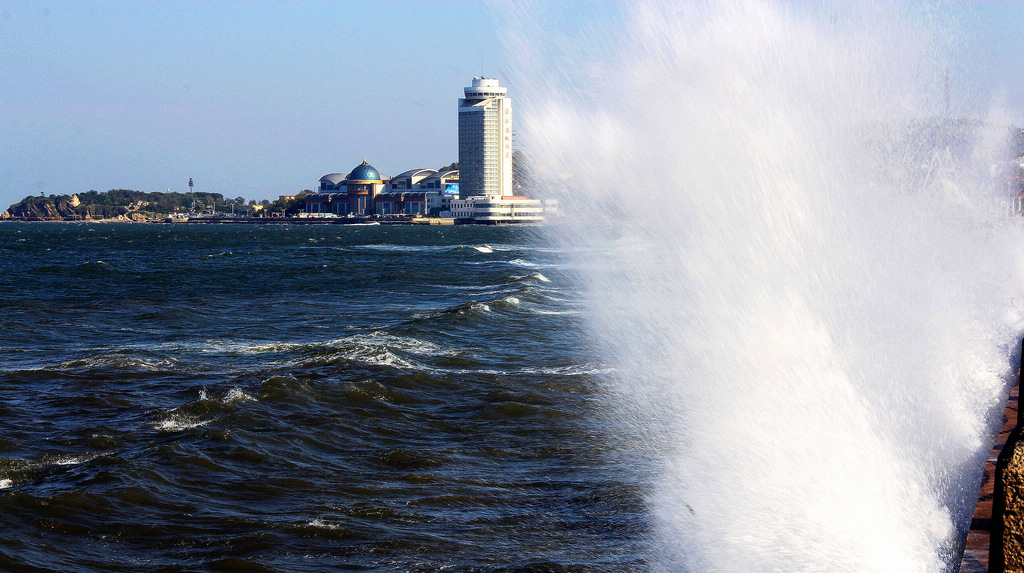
[0, 217, 541, 226]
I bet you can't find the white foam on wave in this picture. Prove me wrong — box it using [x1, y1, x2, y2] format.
[208, 340, 303, 355]
[297, 331, 463, 370]
[305, 518, 340, 529]
[345, 331, 457, 358]
[344, 347, 418, 370]
[154, 416, 211, 432]
[52, 453, 98, 466]
[223, 387, 256, 404]
[354, 244, 447, 253]
[164, 332, 462, 372]
[153, 386, 259, 431]
[524, 364, 614, 376]
[55, 352, 179, 372]
[0, 479, 11, 489]
[428, 363, 613, 377]
[474, 245, 494, 253]
[522, 308, 582, 316]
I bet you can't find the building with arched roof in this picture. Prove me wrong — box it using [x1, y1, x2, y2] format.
[420, 169, 460, 192]
[388, 168, 437, 190]
[374, 168, 460, 216]
[304, 159, 386, 217]
[318, 173, 348, 191]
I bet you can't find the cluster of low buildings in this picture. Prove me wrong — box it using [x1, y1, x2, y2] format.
[301, 78, 555, 223]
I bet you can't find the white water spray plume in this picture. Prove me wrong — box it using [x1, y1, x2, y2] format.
[506, 2, 1024, 571]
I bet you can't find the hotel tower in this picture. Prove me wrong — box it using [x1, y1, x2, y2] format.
[457, 77, 512, 199]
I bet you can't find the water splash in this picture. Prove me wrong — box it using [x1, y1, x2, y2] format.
[507, 2, 1024, 570]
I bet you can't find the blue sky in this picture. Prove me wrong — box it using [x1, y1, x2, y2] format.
[1, 1, 1024, 208]
[0, 1, 510, 205]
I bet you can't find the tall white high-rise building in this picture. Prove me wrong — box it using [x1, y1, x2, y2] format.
[458, 77, 512, 199]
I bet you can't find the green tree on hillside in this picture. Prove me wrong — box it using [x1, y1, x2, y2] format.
[3, 188, 237, 220]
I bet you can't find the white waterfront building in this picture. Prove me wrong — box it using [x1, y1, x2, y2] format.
[458, 77, 513, 199]
[449, 195, 544, 223]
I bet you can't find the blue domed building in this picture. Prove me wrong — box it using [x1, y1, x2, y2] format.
[347, 161, 381, 183]
[305, 159, 386, 217]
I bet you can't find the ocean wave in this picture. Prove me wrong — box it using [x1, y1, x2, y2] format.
[340, 332, 456, 358]
[257, 376, 317, 402]
[510, 258, 556, 269]
[321, 345, 420, 370]
[153, 387, 256, 432]
[74, 260, 118, 275]
[0, 458, 36, 488]
[413, 285, 580, 323]
[524, 308, 583, 316]
[55, 351, 181, 373]
[303, 333, 460, 371]
[354, 244, 449, 253]
[415, 300, 495, 320]
[527, 364, 613, 376]
[289, 518, 361, 539]
[240, 331, 462, 372]
[200, 331, 451, 358]
[51, 453, 102, 466]
[0, 451, 107, 488]
[142, 332, 465, 375]
[153, 415, 212, 432]
[433, 283, 510, 292]
[445, 244, 517, 255]
[223, 387, 256, 404]
[305, 518, 341, 530]
[135, 306, 206, 322]
[431, 364, 613, 377]
[372, 448, 448, 470]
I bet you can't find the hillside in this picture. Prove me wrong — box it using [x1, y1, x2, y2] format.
[2, 190, 231, 221]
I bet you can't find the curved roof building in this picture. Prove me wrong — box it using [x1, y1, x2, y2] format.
[419, 169, 459, 191]
[393, 168, 437, 180]
[422, 169, 459, 184]
[389, 168, 437, 190]
[318, 173, 348, 191]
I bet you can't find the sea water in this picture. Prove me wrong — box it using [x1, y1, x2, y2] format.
[0, 223, 645, 572]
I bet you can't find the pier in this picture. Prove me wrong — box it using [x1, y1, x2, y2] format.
[961, 344, 1022, 572]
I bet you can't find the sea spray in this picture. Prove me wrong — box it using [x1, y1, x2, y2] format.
[506, 2, 1024, 570]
